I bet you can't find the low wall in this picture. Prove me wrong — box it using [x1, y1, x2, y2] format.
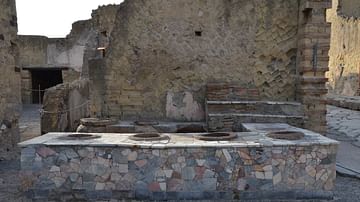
[41, 79, 89, 134]
[19, 126, 338, 201]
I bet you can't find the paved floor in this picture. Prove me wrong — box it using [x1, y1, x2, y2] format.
[19, 104, 41, 141]
[327, 105, 360, 178]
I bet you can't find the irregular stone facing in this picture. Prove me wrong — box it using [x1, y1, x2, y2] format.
[20, 143, 338, 201]
[0, 0, 21, 160]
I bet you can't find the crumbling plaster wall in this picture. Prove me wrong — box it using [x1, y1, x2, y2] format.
[0, 0, 21, 160]
[102, 0, 300, 121]
[327, 0, 360, 96]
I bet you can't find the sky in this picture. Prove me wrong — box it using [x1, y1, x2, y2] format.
[16, 0, 123, 38]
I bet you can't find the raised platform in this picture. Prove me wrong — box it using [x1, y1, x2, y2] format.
[19, 124, 338, 201]
[327, 94, 360, 111]
[206, 100, 305, 132]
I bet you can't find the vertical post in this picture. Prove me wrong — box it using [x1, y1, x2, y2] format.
[358, 65, 360, 95]
[38, 85, 41, 105]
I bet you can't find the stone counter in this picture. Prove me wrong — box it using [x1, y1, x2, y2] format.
[19, 125, 338, 201]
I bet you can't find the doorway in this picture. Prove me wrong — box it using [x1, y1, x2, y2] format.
[31, 69, 63, 104]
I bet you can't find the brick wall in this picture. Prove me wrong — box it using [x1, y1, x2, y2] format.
[297, 0, 332, 134]
[206, 83, 260, 101]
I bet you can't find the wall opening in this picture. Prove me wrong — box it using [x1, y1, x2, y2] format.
[195, 31, 202, 36]
[31, 69, 63, 104]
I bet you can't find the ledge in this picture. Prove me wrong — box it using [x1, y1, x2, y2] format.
[19, 124, 338, 148]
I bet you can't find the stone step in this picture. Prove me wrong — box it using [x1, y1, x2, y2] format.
[206, 101, 303, 116]
[327, 94, 360, 111]
[207, 113, 305, 132]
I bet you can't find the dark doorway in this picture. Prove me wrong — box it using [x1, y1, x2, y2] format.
[31, 70, 63, 104]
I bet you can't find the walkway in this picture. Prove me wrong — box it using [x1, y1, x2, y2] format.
[327, 105, 360, 178]
[19, 104, 41, 141]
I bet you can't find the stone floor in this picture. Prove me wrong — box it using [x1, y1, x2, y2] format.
[19, 104, 41, 141]
[327, 105, 360, 178]
[0, 104, 359, 201]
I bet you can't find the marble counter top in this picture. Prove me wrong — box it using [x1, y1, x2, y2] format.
[19, 123, 338, 148]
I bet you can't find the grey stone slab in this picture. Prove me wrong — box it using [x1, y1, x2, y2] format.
[18, 129, 338, 149]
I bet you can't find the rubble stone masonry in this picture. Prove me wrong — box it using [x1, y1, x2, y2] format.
[0, 0, 21, 160]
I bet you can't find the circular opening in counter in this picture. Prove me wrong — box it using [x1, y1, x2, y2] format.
[194, 133, 237, 141]
[129, 133, 169, 141]
[59, 133, 101, 140]
[134, 121, 159, 126]
[266, 131, 305, 141]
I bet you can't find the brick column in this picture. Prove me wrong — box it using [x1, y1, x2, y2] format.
[297, 0, 332, 134]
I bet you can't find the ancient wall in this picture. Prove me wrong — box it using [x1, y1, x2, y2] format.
[0, 0, 21, 160]
[41, 79, 89, 134]
[81, 4, 120, 77]
[17, 35, 48, 66]
[17, 28, 89, 81]
[91, 4, 119, 37]
[327, 0, 360, 96]
[18, 4, 120, 76]
[102, 0, 301, 121]
[18, 5, 119, 104]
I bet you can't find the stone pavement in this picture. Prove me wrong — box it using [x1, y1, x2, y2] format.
[327, 105, 360, 178]
[19, 104, 41, 141]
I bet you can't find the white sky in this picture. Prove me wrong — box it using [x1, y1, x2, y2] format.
[16, 0, 123, 38]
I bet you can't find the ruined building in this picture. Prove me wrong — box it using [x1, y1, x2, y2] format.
[2, 0, 333, 141]
[8, 0, 349, 201]
[85, 0, 331, 134]
[17, 4, 119, 104]
[327, 0, 360, 96]
[0, 0, 21, 160]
